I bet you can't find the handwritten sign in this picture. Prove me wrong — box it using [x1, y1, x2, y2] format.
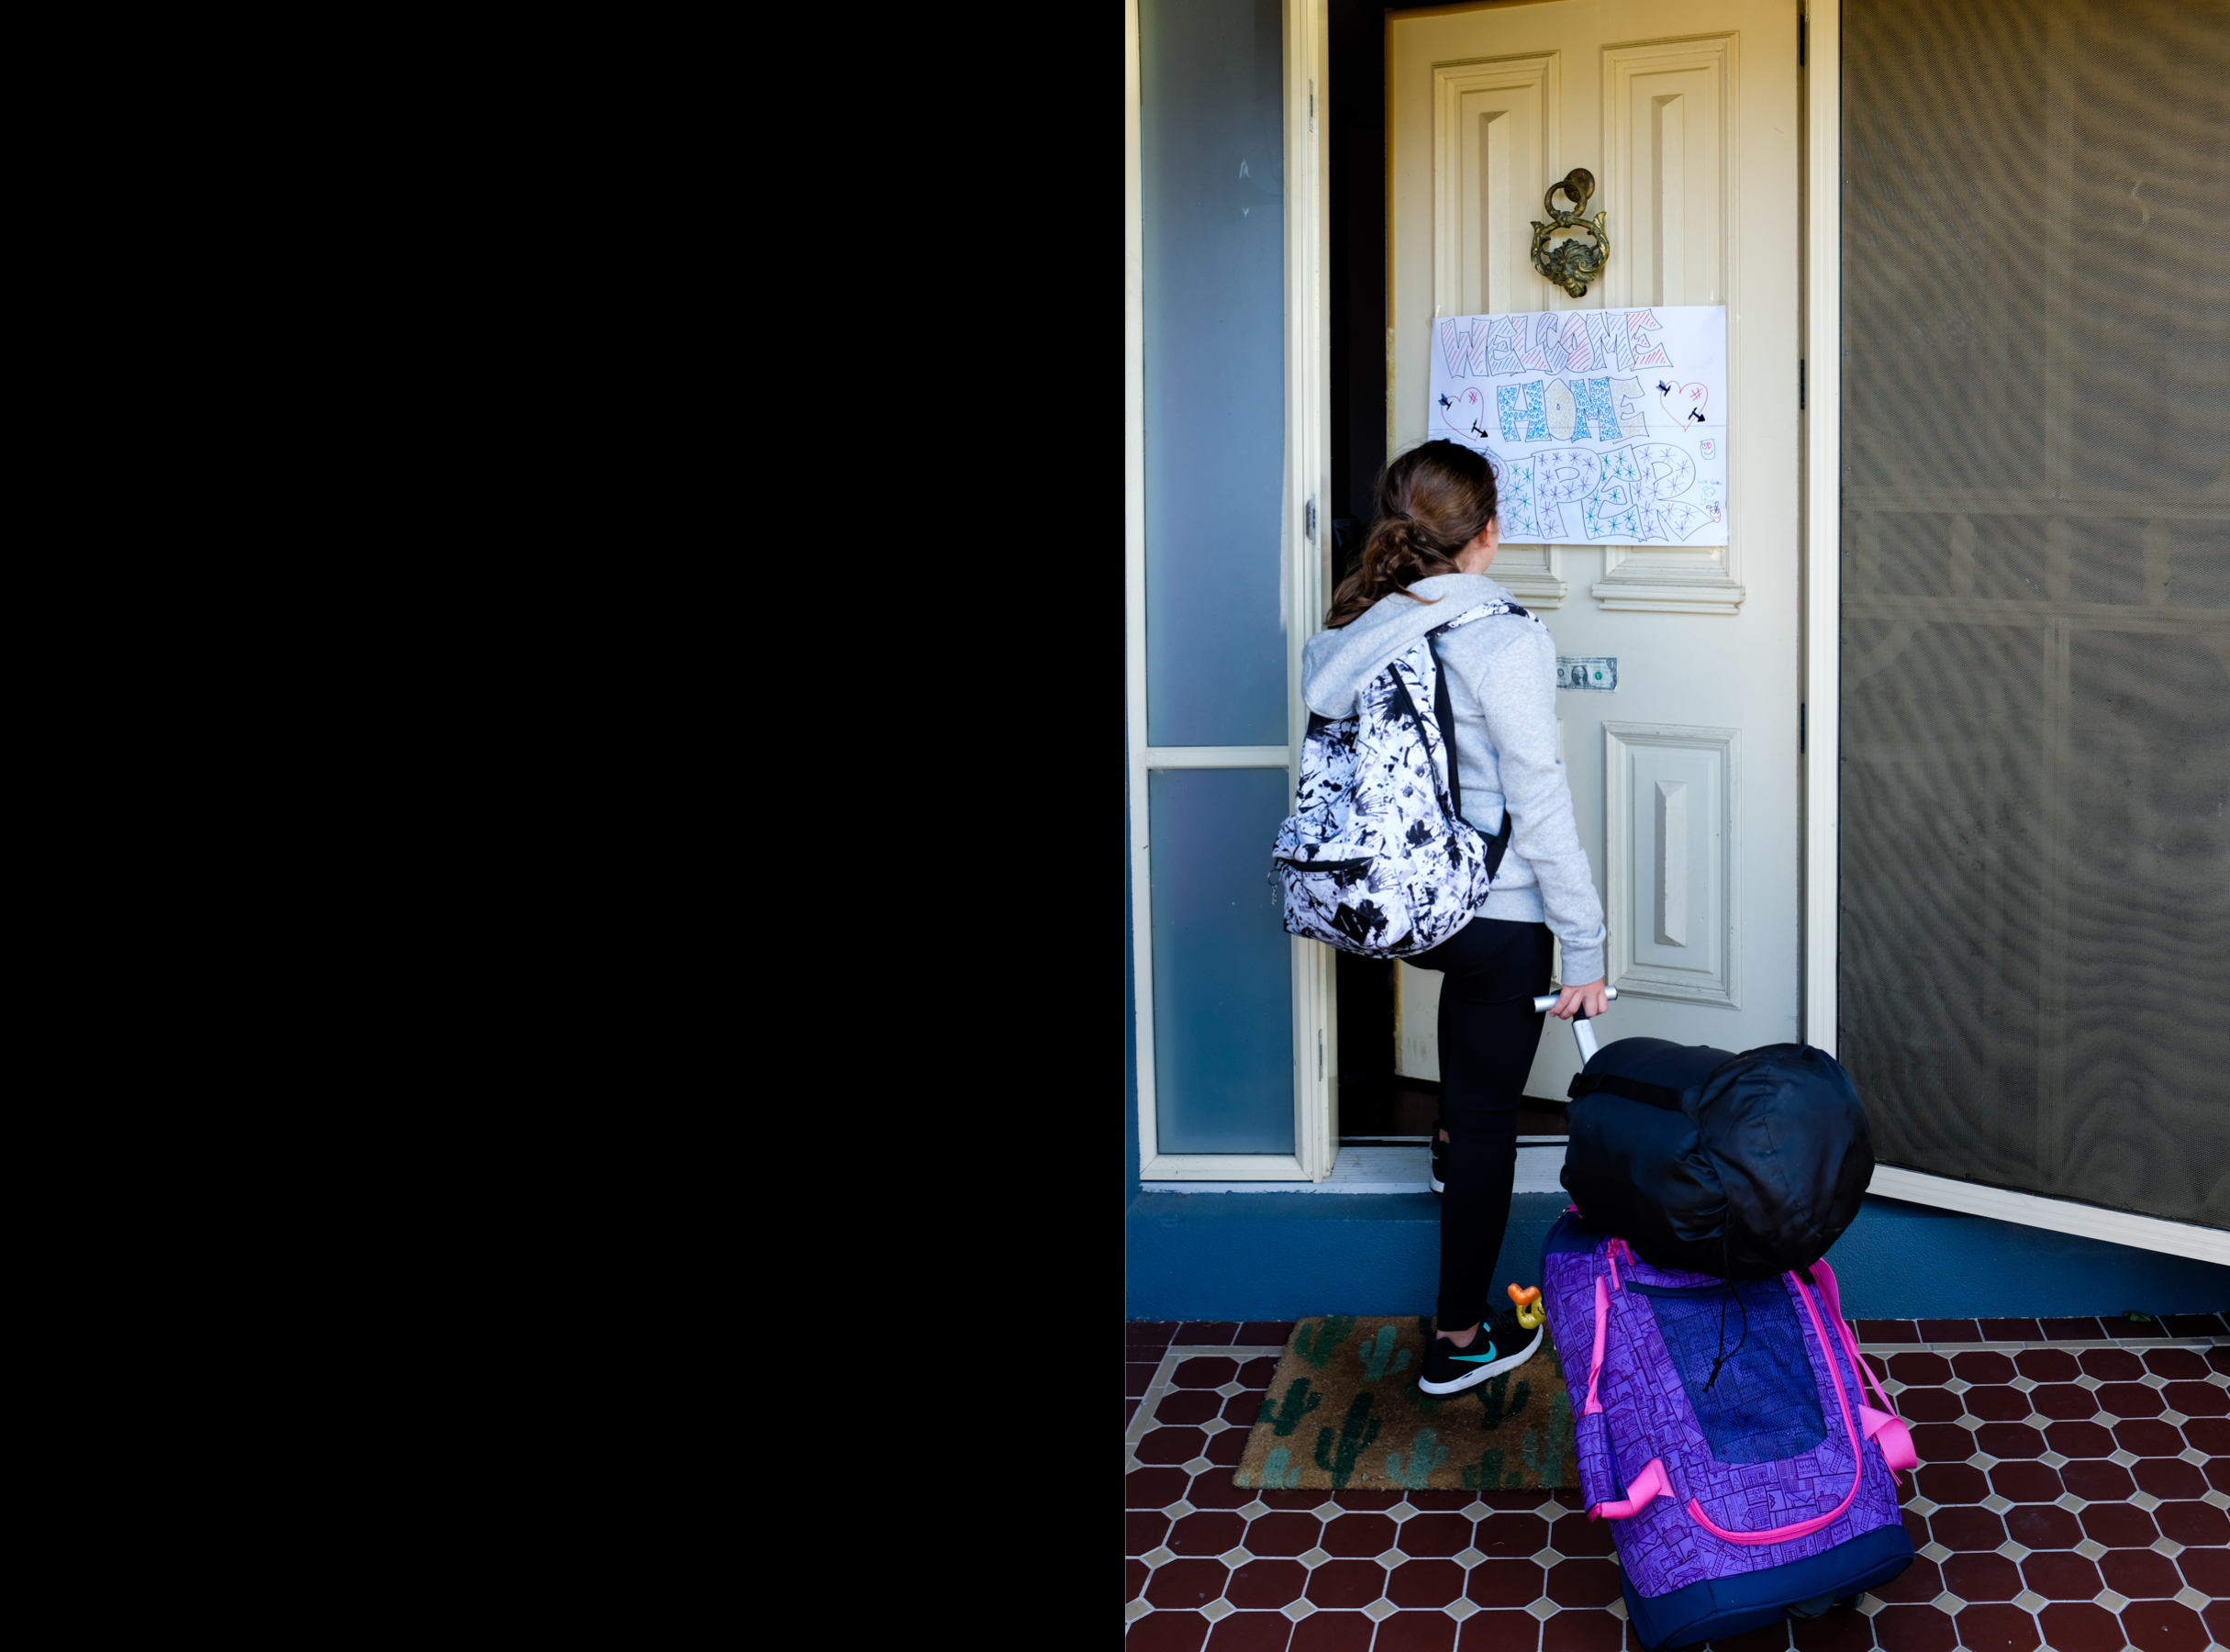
[1428, 306, 1727, 546]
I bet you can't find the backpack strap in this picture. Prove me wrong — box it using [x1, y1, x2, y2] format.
[1426, 599, 1532, 638]
[1567, 1072, 1686, 1111]
[1422, 602, 1526, 861]
[1429, 633, 1465, 821]
[1480, 808, 1513, 878]
[1387, 659, 1514, 878]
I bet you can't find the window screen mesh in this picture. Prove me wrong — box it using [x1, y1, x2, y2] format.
[1840, 0, 2230, 1228]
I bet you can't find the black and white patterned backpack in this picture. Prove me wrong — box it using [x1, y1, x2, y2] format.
[1272, 601, 1525, 957]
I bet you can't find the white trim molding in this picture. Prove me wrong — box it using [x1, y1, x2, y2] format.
[1126, 0, 1333, 1183]
[1868, 1166, 2230, 1267]
[1143, 746, 1292, 769]
[1285, 0, 1335, 1184]
[1801, 0, 1839, 1055]
[1125, 0, 1158, 1172]
[1147, 1144, 1570, 1195]
[1487, 548, 1570, 610]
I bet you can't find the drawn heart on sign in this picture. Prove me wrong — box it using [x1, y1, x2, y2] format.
[1656, 379, 1709, 422]
[1439, 385, 1493, 441]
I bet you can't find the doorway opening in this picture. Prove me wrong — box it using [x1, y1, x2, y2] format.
[1324, 3, 1575, 1146]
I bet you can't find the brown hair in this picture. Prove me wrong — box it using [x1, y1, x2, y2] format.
[1323, 441, 1500, 628]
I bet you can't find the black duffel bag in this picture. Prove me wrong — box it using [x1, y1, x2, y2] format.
[1561, 1036, 1873, 1279]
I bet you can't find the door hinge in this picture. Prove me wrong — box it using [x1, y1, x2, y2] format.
[1307, 497, 1318, 540]
[1801, 702, 1807, 753]
[1309, 79, 1317, 134]
[1800, 14, 1807, 66]
[1318, 1030, 1324, 1079]
[1800, 359, 1807, 409]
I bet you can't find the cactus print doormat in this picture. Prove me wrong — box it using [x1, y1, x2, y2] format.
[1232, 1315, 1578, 1493]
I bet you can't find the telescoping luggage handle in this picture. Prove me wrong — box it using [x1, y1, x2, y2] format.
[1530, 985, 1619, 1063]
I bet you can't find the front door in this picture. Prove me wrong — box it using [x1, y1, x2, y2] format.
[1387, 0, 1803, 1088]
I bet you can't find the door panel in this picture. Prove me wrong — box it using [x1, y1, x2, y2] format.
[1604, 720, 1738, 1006]
[1388, 0, 1801, 1093]
[1597, 36, 1738, 604]
[1437, 57, 1553, 318]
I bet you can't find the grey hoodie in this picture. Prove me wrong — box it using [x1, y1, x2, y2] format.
[1301, 573, 1608, 986]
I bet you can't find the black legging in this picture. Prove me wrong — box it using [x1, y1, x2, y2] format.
[1405, 916, 1555, 1332]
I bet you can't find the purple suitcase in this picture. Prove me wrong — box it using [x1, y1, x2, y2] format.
[1539, 1213, 1918, 1646]
[1523, 982, 1917, 1645]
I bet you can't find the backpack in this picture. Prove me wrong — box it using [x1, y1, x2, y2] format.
[1538, 1212, 1916, 1648]
[1562, 1037, 1876, 1279]
[1272, 600, 1524, 957]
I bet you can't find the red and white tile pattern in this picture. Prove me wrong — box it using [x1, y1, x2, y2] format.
[1125, 1316, 2230, 1651]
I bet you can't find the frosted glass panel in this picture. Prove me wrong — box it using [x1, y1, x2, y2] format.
[1840, 0, 2230, 1228]
[1140, 0, 1288, 748]
[1150, 768, 1295, 1154]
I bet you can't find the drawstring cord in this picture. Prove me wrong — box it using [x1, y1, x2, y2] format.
[1704, 1230, 1750, 1391]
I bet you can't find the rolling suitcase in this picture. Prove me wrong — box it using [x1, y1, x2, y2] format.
[1528, 996, 1917, 1647]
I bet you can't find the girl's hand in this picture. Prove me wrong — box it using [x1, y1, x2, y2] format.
[1550, 977, 1609, 1021]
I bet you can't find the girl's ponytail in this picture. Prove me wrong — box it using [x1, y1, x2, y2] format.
[1324, 441, 1500, 629]
[1364, 511, 1443, 593]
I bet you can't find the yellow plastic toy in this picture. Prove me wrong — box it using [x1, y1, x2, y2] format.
[1508, 1283, 1544, 1330]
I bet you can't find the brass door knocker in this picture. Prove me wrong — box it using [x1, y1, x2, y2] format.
[1532, 168, 1609, 297]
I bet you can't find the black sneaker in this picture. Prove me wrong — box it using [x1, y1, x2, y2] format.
[1430, 1125, 1446, 1194]
[1417, 1303, 1544, 1395]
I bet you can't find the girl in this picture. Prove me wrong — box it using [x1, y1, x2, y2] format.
[1303, 440, 1609, 1396]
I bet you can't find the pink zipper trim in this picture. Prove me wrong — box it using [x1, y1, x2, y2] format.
[1584, 1274, 1610, 1414]
[1685, 1273, 1866, 1546]
[1807, 1258, 1916, 1471]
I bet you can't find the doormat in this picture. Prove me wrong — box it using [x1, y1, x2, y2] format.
[1232, 1316, 1579, 1492]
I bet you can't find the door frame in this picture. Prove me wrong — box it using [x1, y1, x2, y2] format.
[1126, 0, 1338, 1182]
[1125, 0, 2229, 1250]
[1801, 0, 2226, 1263]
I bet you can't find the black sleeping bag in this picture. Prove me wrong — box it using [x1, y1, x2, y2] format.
[1561, 1036, 1873, 1279]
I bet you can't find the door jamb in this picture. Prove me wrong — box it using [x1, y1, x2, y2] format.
[1801, 0, 1839, 1060]
[1125, 0, 1337, 1183]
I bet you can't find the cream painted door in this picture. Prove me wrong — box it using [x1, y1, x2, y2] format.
[1387, 0, 1802, 1092]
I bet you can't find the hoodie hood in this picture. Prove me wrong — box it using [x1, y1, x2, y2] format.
[1301, 574, 1518, 719]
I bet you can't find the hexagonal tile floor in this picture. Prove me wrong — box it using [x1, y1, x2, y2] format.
[1124, 1313, 2230, 1651]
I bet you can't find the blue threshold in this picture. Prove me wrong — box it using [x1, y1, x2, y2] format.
[1124, 1191, 2230, 1323]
